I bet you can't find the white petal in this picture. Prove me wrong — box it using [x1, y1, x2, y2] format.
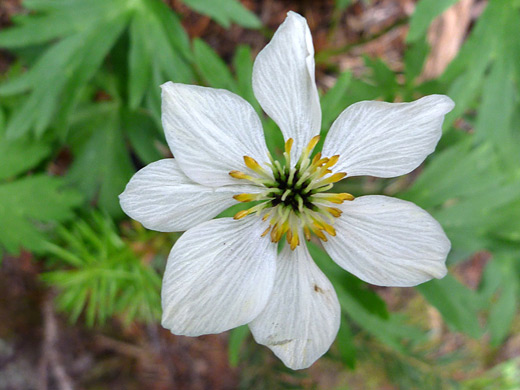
[252, 12, 321, 158]
[322, 95, 454, 178]
[119, 159, 260, 232]
[161, 82, 270, 187]
[161, 217, 277, 336]
[323, 196, 450, 287]
[249, 244, 340, 370]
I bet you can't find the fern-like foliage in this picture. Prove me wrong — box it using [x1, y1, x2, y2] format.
[42, 213, 162, 326]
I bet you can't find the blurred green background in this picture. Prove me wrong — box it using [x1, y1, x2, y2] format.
[0, 0, 519, 389]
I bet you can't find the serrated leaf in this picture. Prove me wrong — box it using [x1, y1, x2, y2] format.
[0, 175, 82, 254]
[182, 0, 261, 29]
[0, 134, 51, 180]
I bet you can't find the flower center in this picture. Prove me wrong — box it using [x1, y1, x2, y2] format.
[229, 135, 354, 250]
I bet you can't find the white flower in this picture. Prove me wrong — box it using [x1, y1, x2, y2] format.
[119, 11, 454, 370]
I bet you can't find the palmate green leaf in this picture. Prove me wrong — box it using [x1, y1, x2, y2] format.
[0, 175, 82, 255]
[67, 102, 134, 217]
[407, 0, 460, 43]
[0, 106, 51, 179]
[0, 0, 194, 138]
[0, 0, 133, 138]
[0, 135, 51, 180]
[128, 0, 193, 110]
[181, 0, 261, 29]
[42, 213, 162, 326]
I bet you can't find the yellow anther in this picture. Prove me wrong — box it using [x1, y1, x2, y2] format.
[233, 210, 250, 220]
[311, 152, 322, 165]
[229, 170, 250, 180]
[244, 156, 262, 171]
[320, 221, 336, 236]
[233, 193, 258, 202]
[261, 226, 271, 237]
[326, 207, 342, 218]
[311, 224, 328, 241]
[324, 155, 339, 168]
[313, 192, 354, 204]
[326, 172, 346, 183]
[337, 193, 354, 201]
[303, 226, 312, 241]
[284, 138, 294, 155]
[305, 135, 321, 154]
[289, 230, 299, 250]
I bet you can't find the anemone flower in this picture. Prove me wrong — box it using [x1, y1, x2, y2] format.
[120, 11, 454, 369]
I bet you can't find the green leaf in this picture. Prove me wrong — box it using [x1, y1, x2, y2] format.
[320, 70, 352, 130]
[336, 319, 356, 369]
[404, 38, 430, 86]
[407, 0, 460, 43]
[0, 175, 82, 254]
[128, 0, 194, 109]
[123, 109, 164, 165]
[228, 325, 249, 367]
[487, 255, 518, 347]
[42, 213, 162, 326]
[232, 45, 259, 111]
[364, 56, 398, 101]
[193, 38, 238, 91]
[181, 0, 261, 29]
[416, 275, 482, 338]
[335, 0, 353, 11]
[0, 116, 51, 179]
[67, 103, 134, 217]
[3, 0, 131, 138]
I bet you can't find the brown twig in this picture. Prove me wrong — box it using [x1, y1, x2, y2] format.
[38, 294, 75, 390]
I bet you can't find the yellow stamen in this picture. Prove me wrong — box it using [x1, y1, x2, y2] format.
[229, 170, 250, 180]
[284, 138, 294, 155]
[233, 193, 258, 202]
[325, 207, 342, 218]
[233, 210, 250, 220]
[305, 135, 320, 155]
